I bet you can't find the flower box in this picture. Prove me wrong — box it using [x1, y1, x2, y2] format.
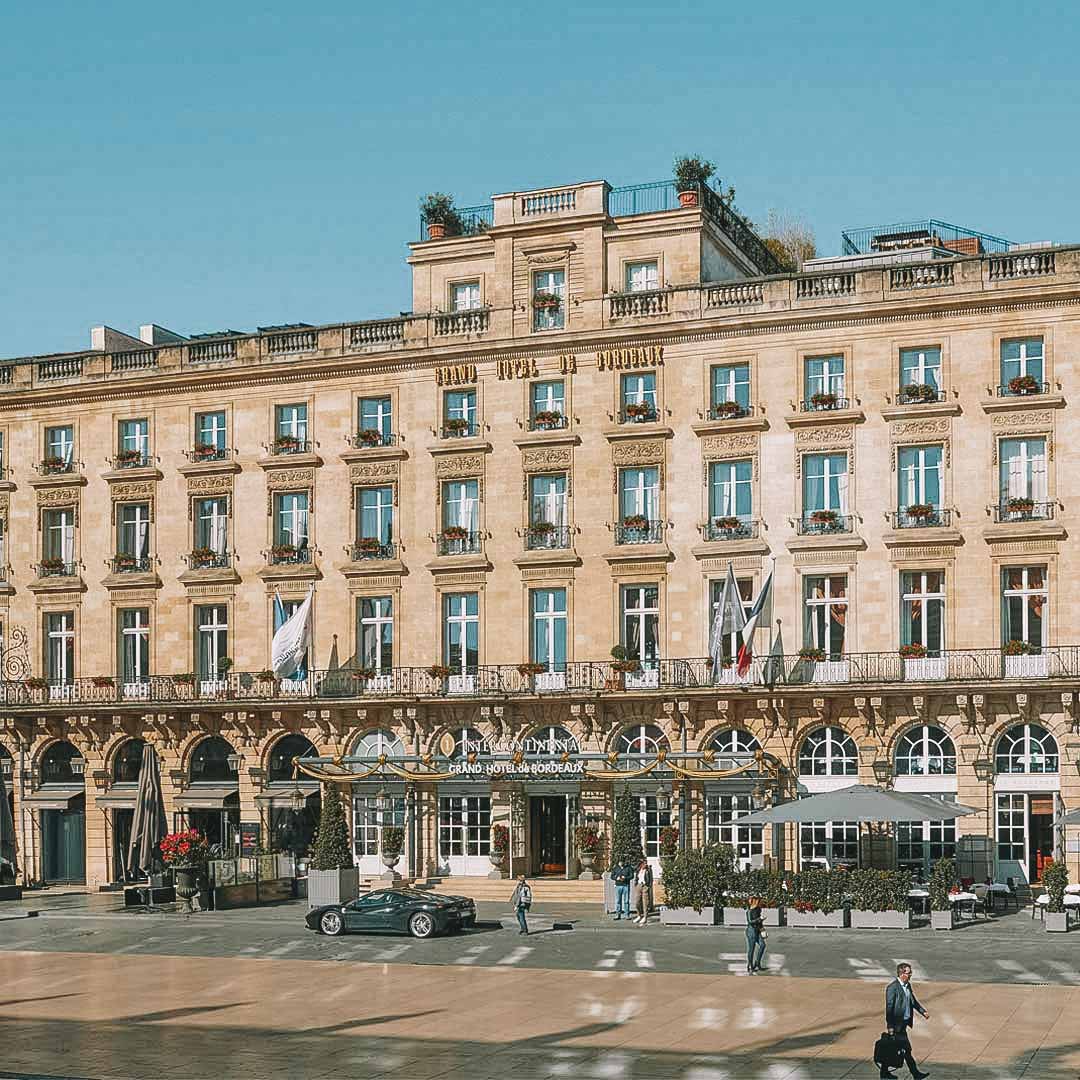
[660, 905, 718, 926]
[786, 908, 848, 929]
[532, 291, 561, 310]
[273, 436, 301, 451]
[517, 662, 546, 677]
[621, 515, 649, 529]
[356, 428, 384, 446]
[712, 400, 746, 418]
[722, 906, 785, 928]
[850, 909, 913, 930]
[809, 392, 838, 408]
[623, 403, 655, 421]
[1045, 911, 1070, 933]
[809, 509, 838, 526]
[306, 867, 359, 909]
[713, 516, 741, 531]
[899, 383, 939, 404]
[356, 537, 383, 552]
[930, 910, 954, 930]
[192, 443, 220, 458]
[1006, 498, 1035, 515]
[443, 418, 471, 434]
[1008, 374, 1040, 395]
[533, 410, 564, 427]
[905, 504, 936, 521]
[441, 526, 468, 540]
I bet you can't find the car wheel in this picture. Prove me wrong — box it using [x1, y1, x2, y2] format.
[409, 911, 436, 939]
[319, 910, 345, 936]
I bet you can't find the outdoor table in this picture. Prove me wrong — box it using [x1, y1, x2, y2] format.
[1065, 884, 1080, 895]
[907, 888, 929, 915]
[949, 891, 979, 920]
[1033, 893, 1080, 920]
[985, 882, 1011, 912]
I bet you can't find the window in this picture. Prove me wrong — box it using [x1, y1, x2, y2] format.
[710, 363, 751, 414]
[44, 425, 74, 467]
[118, 609, 150, 685]
[996, 723, 1058, 774]
[358, 397, 392, 439]
[803, 576, 847, 658]
[533, 269, 565, 330]
[709, 578, 753, 665]
[625, 261, 658, 292]
[798, 726, 857, 776]
[641, 795, 671, 859]
[355, 793, 406, 857]
[195, 411, 227, 453]
[40, 742, 79, 784]
[998, 438, 1047, 507]
[620, 372, 657, 420]
[530, 380, 565, 427]
[996, 792, 1026, 863]
[352, 729, 404, 760]
[194, 497, 228, 554]
[619, 467, 659, 522]
[113, 738, 146, 784]
[800, 820, 858, 866]
[189, 736, 236, 782]
[899, 347, 941, 394]
[802, 453, 848, 527]
[195, 605, 228, 680]
[443, 593, 478, 674]
[118, 419, 149, 463]
[451, 281, 481, 311]
[269, 734, 318, 783]
[804, 355, 845, 406]
[42, 508, 75, 571]
[357, 596, 393, 673]
[901, 571, 944, 655]
[357, 486, 393, 546]
[708, 460, 752, 523]
[897, 817, 956, 876]
[117, 503, 151, 560]
[616, 723, 669, 758]
[274, 404, 308, 446]
[897, 445, 942, 511]
[706, 794, 763, 863]
[273, 595, 309, 678]
[621, 584, 660, 667]
[273, 492, 310, 549]
[1000, 336, 1044, 392]
[45, 612, 75, 685]
[1002, 566, 1047, 649]
[529, 474, 567, 535]
[709, 727, 761, 764]
[530, 588, 567, 672]
[443, 389, 477, 436]
[442, 479, 479, 533]
[439, 796, 490, 856]
[894, 724, 955, 775]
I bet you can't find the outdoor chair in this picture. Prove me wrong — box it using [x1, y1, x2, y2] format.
[971, 883, 991, 918]
[1001, 877, 1020, 913]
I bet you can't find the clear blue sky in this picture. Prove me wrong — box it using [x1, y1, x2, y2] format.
[2, 1, 1076, 358]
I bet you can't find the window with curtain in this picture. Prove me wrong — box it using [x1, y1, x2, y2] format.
[118, 609, 150, 685]
[533, 269, 565, 330]
[530, 588, 567, 672]
[195, 605, 228, 679]
[45, 611, 75, 685]
[620, 372, 657, 418]
[996, 723, 1058, 774]
[1000, 337, 1044, 388]
[273, 492, 309, 548]
[621, 584, 659, 666]
[803, 575, 847, 657]
[357, 596, 393, 673]
[195, 411, 226, 451]
[275, 403, 308, 442]
[443, 389, 477, 433]
[45, 425, 74, 465]
[194, 497, 228, 554]
[899, 347, 941, 392]
[710, 363, 751, 411]
[530, 380, 565, 422]
[618, 467, 659, 521]
[442, 479, 479, 533]
[42, 508, 76, 569]
[118, 419, 149, 461]
[708, 459, 752, 521]
[802, 454, 848, 515]
[529, 474, 567, 530]
[451, 281, 481, 311]
[998, 438, 1047, 505]
[117, 503, 151, 560]
[625, 261, 658, 292]
[358, 397, 392, 437]
[804, 355, 845, 402]
[443, 593, 479, 674]
[897, 445, 942, 510]
[900, 571, 944, 655]
[1001, 566, 1047, 648]
[357, 487, 393, 545]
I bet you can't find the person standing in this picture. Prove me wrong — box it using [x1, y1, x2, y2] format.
[745, 896, 766, 973]
[634, 859, 653, 925]
[510, 874, 532, 936]
[882, 962, 930, 1079]
[611, 858, 633, 920]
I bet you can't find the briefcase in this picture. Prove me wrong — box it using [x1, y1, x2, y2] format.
[874, 1031, 904, 1070]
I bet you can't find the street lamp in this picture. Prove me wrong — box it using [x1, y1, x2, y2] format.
[375, 787, 392, 814]
[973, 758, 994, 782]
[751, 778, 771, 809]
[226, 753, 243, 773]
[872, 759, 893, 785]
[69, 756, 86, 777]
[289, 786, 308, 812]
[654, 782, 670, 812]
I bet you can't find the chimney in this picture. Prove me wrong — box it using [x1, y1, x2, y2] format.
[90, 325, 145, 353]
[139, 324, 187, 345]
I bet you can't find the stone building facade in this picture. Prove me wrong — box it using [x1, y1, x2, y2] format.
[1, 178, 1078, 890]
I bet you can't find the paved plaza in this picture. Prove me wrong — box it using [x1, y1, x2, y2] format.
[3, 898, 1080, 1078]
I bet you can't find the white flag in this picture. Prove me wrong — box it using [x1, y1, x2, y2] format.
[272, 587, 313, 679]
[708, 564, 746, 670]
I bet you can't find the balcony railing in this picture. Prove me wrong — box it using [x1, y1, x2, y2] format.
[614, 520, 665, 545]
[348, 540, 397, 561]
[267, 546, 312, 566]
[610, 290, 669, 318]
[350, 318, 406, 347]
[703, 518, 758, 542]
[993, 501, 1055, 523]
[707, 401, 752, 421]
[996, 381, 1049, 397]
[529, 412, 570, 431]
[436, 531, 482, 556]
[347, 430, 398, 449]
[189, 339, 238, 363]
[35, 560, 77, 578]
[895, 385, 946, 405]
[988, 251, 1055, 280]
[417, 203, 494, 242]
[440, 422, 479, 439]
[889, 263, 955, 290]
[111, 555, 152, 574]
[524, 524, 572, 550]
[110, 349, 158, 372]
[184, 550, 232, 571]
[800, 395, 850, 412]
[183, 446, 232, 464]
[36, 459, 76, 476]
[891, 508, 952, 529]
[268, 438, 312, 456]
[797, 512, 854, 536]
[796, 273, 855, 300]
[38, 356, 85, 380]
[618, 407, 659, 424]
[109, 451, 153, 470]
[434, 308, 490, 336]
[266, 328, 318, 354]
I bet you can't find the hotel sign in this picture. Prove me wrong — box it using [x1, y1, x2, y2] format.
[449, 760, 585, 777]
[435, 363, 478, 386]
[436, 347, 661, 385]
[596, 344, 663, 371]
[496, 354, 577, 379]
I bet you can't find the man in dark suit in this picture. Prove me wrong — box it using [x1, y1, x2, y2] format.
[882, 962, 930, 1079]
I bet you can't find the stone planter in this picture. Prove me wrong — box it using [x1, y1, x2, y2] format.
[850, 908, 913, 930]
[786, 908, 848, 929]
[577, 851, 598, 881]
[723, 906, 785, 927]
[930, 909, 954, 930]
[380, 852, 402, 881]
[1045, 910, 1070, 933]
[660, 905, 718, 926]
[173, 865, 200, 914]
[307, 867, 359, 909]
[487, 853, 508, 880]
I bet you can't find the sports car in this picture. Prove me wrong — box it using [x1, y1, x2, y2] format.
[306, 887, 477, 939]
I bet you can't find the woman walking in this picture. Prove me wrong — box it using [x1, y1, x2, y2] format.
[510, 874, 532, 935]
[634, 858, 653, 925]
[745, 895, 766, 973]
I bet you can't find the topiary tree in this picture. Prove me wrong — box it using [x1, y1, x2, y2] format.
[610, 785, 643, 867]
[1043, 858, 1069, 914]
[928, 856, 956, 913]
[311, 782, 353, 871]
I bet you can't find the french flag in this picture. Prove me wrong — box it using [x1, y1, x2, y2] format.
[736, 571, 773, 676]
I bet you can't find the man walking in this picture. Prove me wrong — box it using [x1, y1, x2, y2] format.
[510, 874, 532, 936]
[633, 858, 653, 925]
[882, 962, 930, 1079]
[611, 858, 633, 920]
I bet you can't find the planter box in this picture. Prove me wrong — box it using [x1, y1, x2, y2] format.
[786, 908, 848, 929]
[723, 906, 785, 927]
[1005, 653, 1048, 678]
[1045, 911, 1070, 933]
[850, 909, 913, 930]
[213, 882, 258, 910]
[307, 867, 359, 909]
[904, 657, 947, 681]
[930, 910, 954, 930]
[660, 905, 718, 926]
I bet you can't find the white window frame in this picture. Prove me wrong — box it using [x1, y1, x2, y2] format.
[625, 261, 659, 293]
[451, 281, 482, 311]
[357, 596, 393, 673]
[798, 725, 858, 776]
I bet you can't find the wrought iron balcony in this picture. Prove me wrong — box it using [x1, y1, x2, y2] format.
[895, 385, 945, 405]
[996, 380, 1049, 397]
[36, 458, 76, 476]
[436, 530, 482, 556]
[703, 518, 758, 542]
[348, 540, 397, 561]
[184, 550, 232, 571]
[614, 519, 665, 545]
[529, 411, 569, 431]
[993, 500, 1055, 523]
[111, 555, 152, 573]
[618, 406, 659, 424]
[440, 421, 479, 439]
[524, 524, 572, 550]
[800, 395, 850, 412]
[36, 559, 77, 577]
[183, 445, 232, 464]
[797, 512, 853, 536]
[267, 545, 312, 566]
[707, 401, 752, 421]
[891, 507, 951, 529]
[268, 438, 311, 455]
[110, 451, 153, 469]
[347, 430, 397, 449]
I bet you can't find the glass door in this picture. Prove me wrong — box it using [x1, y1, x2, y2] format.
[438, 794, 491, 875]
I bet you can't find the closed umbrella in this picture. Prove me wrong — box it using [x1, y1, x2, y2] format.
[738, 784, 979, 826]
[1057, 806, 1080, 827]
[0, 762, 17, 880]
[127, 743, 167, 880]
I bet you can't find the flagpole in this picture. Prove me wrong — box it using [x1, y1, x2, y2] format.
[767, 556, 777, 663]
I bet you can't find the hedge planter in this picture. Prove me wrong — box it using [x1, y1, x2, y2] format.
[660, 905, 718, 927]
[1045, 911, 1070, 933]
[930, 910, 954, 930]
[307, 867, 359, 909]
[850, 909, 914, 930]
[786, 908, 848, 929]
[723, 906, 785, 927]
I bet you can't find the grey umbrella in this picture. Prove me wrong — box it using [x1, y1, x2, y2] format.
[127, 743, 167, 880]
[738, 784, 979, 826]
[0, 760, 17, 877]
[1057, 806, 1080, 827]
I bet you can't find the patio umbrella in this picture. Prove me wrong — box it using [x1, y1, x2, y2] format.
[127, 743, 167, 879]
[737, 784, 979, 826]
[1057, 806, 1080, 827]
[0, 761, 17, 877]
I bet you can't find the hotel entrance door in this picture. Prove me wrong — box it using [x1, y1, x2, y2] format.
[530, 795, 566, 876]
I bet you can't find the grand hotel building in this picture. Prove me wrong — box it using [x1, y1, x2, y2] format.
[1, 177, 1079, 893]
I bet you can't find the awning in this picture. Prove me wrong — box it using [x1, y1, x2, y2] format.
[95, 786, 139, 809]
[23, 785, 85, 811]
[174, 785, 239, 809]
[254, 782, 319, 807]
[738, 784, 980, 826]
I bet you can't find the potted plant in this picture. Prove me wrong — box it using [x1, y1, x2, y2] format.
[443, 417, 471, 435]
[1004, 639, 1035, 656]
[190, 547, 217, 567]
[307, 783, 359, 908]
[673, 155, 716, 207]
[608, 645, 641, 676]
[713, 516, 742, 532]
[721, 867, 786, 927]
[91, 675, 115, 691]
[356, 427, 384, 446]
[621, 513, 649, 530]
[798, 646, 826, 663]
[419, 193, 461, 240]
[533, 409, 564, 428]
[1043, 859, 1071, 932]
[516, 662, 546, 686]
[899, 643, 927, 659]
[809, 508, 838, 528]
[1008, 373, 1041, 395]
[42, 454, 68, 472]
[113, 552, 140, 570]
[573, 824, 602, 880]
[530, 521, 556, 535]
[23, 676, 48, 695]
[532, 290, 562, 310]
[905, 503, 936, 521]
[810, 391, 838, 409]
[427, 664, 451, 689]
[39, 557, 66, 574]
[929, 856, 956, 930]
[171, 672, 196, 686]
[660, 843, 734, 925]
[1006, 496, 1035, 515]
[217, 657, 233, 676]
[712, 400, 746, 418]
[356, 536, 384, 555]
[440, 525, 468, 541]
[787, 867, 849, 928]
[160, 828, 212, 913]
[192, 441, 219, 459]
[624, 401, 654, 420]
[271, 543, 298, 561]
[489, 823, 509, 878]
[115, 447, 143, 466]
[900, 383, 939, 404]
[380, 825, 405, 880]
[848, 868, 914, 929]
[257, 669, 277, 688]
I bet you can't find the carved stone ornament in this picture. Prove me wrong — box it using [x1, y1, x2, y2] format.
[0, 493, 8, 514]
[187, 474, 234, 496]
[890, 418, 950, 440]
[521, 446, 573, 472]
[36, 487, 79, 507]
[793, 425, 855, 449]
[991, 410, 1055, 429]
[434, 454, 485, 479]
[266, 468, 316, 489]
[109, 480, 156, 501]
[349, 461, 400, 485]
[611, 439, 665, 466]
[700, 433, 758, 459]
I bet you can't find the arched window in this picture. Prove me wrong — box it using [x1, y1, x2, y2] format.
[352, 729, 405, 759]
[268, 735, 318, 782]
[894, 725, 956, 776]
[710, 729, 761, 756]
[0, 742, 13, 780]
[615, 724, 669, 756]
[522, 726, 578, 755]
[40, 741, 81, 785]
[189, 736, 237, 782]
[798, 726, 857, 776]
[113, 738, 146, 784]
[996, 724, 1058, 774]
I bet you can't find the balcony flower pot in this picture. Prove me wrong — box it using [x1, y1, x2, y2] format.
[1008, 374, 1040, 395]
[426, 221, 447, 240]
[677, 189, 699, 207]
[420, 193, 460, 240]
[798, 648, 826, 663]
[357, 428, 384, 446]
[621, 515, 649, 530]
[931, 910, 955, 930]
[272, 436, 301, 452]
[1045, 910, 1069, 932]
[440, 526, 468, 541]
[899, 643, 927, 659]
[192, 443, 219, 459]
[713, 516, 741, 532]
[713, 400, 745, 418]
[661, 905, 717, 925]
[115, 449, 143, 465]
[532, 291, 561, 310]
[443, 418, 471, 435]
[1006, 498, 1035, 515]
[809, 392, 838, 409]
[533, 410, 564, 428]
[809, 509, 838, 527]
[356, 537, 383, 554]
[905, 504, 936, 521]
[624, 403, 654, 421]
[307, 867, 359, 909]
[900, 383, 939, 404]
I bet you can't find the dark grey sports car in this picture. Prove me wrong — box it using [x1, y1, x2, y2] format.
[306, 887, 477, 939]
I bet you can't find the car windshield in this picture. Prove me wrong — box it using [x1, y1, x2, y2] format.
[393, 889, 437, 902]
